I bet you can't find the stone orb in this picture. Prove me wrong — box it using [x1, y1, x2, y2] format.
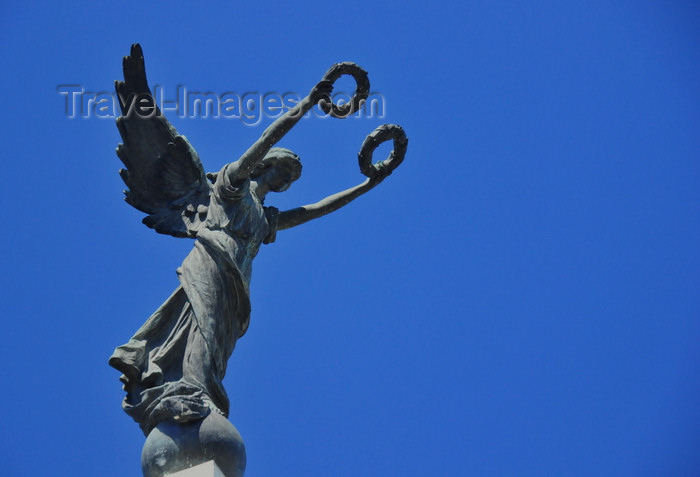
[141, 411, 246, 477]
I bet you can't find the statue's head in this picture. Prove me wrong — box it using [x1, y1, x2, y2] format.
[252, 147, 302, 193]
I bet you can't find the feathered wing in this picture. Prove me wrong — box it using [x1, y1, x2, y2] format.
[115, 43, 211, 238]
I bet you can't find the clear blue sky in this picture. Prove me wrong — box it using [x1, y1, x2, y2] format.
[1, 1, 699, 476]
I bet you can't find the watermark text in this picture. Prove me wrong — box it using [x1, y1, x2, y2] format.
[57, 85, 386, 125]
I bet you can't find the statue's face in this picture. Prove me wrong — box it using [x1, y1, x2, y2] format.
[264, 155, 301, 193]
[264, 168, 290, 192]
[252, 150, 301, 195]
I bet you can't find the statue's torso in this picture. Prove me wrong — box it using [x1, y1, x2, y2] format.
[203, 174, 271, 283]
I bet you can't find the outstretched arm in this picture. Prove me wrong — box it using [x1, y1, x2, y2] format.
[225, 81, 333, 183]
[277, 170, 389, 231]
[276, 122, 408, 231]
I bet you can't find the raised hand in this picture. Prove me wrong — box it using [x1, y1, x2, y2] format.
[309, 79, 334, 108]
[368, 158, 394, 185]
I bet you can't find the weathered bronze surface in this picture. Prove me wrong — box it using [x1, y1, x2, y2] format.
[108, 44, 407, 477]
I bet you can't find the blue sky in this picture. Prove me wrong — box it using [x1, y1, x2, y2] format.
[1, 1, 699, 476]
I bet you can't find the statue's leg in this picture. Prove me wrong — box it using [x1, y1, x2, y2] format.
[140, 304, 246, 477]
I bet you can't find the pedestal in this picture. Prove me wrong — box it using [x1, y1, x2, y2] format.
[166, 461, 225, 477]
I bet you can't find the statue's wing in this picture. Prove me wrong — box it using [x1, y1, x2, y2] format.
[115, 44, 211, 238]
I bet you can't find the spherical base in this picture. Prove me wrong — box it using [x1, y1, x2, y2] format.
[141, 412, 246, 477]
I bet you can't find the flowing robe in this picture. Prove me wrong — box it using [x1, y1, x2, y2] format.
[109, 166, 278, 435]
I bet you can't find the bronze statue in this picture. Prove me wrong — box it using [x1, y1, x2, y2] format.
[109, 44, 407, 477]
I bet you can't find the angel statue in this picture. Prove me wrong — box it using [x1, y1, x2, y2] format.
[108, 44, 407, 477]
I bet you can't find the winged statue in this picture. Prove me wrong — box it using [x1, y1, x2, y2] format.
[108, 44, 407, 477]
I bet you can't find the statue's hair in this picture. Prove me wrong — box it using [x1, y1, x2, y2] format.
[251, 147, 302, 183]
